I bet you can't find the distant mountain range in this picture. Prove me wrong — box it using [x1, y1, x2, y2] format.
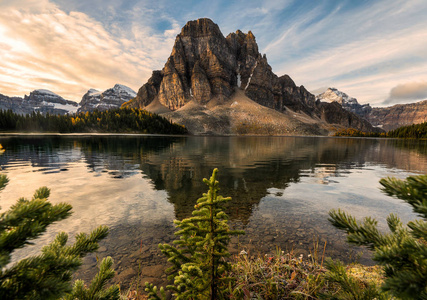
[0, 84, 136, 116]
[316, 87, 427, 131]
[1, 18, 425, 135]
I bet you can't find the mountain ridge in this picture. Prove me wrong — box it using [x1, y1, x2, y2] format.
[123, 18, 380, 135]
[316, 87, 427, 131]
[0, 84, 136, 116]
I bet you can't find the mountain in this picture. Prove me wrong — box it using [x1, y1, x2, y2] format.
[0, 84, 137, 116]
[316, 88, 372, 116]
[0, 89, 78, 115]
[316, 88, 427, 131]
[368, 100, 427, 131]
[78, 84, 136, 113]
[124, 18, 378, 135]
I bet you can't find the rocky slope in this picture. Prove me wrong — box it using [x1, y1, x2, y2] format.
[367, 100, 427, 131]
[316, 88, 372, 117]
[0, 90, 78, 115]
[124, 18, 379, 135]
[78, 84, 136, 113]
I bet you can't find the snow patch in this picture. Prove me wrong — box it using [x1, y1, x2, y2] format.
[53, 103, 79, 113]
[245, 61, 257, 90]
[231, 101, 238, 107]
[113, 84, 137, 97]
[34, 89, 60, 97]
[237, 73, 241, 88]
[190, 88, 193, 97]
[88, 89, 101, 96]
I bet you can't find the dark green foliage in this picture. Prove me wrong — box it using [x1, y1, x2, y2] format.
[328, 174, 427, 299]
[145, 169, 244, 299]
[334, 122, 427, 139]
[387, 122, 427, 138]
[333, 128, 384, 137]
[0, 108, 187, 134]
[63, 256, 120, 300]
[0, 150, 119, 299]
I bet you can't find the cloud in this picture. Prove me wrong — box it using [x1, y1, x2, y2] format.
[0, 0, 176, 101]
[254, 0, 427, 106]
[1, 0, 427, 107]
[383, 81, 427, 104]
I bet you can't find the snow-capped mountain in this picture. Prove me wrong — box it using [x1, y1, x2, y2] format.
[0, 89, 78, 115]
[316, 88, 372, 116]
[24, 89, 79, 114]
[78, 84, 137, 113]
[1, 84, 137, 116]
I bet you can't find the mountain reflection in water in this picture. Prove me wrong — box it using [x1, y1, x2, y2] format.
[0, 135, 426, 289]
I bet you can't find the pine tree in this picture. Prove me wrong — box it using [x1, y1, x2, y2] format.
[0, 144, 120, 299]
[328, 174, 427, 299]
[145, 168, 244, 299]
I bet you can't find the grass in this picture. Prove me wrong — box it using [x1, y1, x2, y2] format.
[226, 243, 330, 300]
[224, 242, 385, 300]
[121, 242, 386, 299]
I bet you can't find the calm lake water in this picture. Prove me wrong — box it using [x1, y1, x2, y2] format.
[0, 134, 426, 289]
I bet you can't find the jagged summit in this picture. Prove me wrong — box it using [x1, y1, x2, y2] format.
[125, 18, 311, 112]
[123, 18, 380, 135]
[78, 84, 136, 113]
[180, 18, 223, 38]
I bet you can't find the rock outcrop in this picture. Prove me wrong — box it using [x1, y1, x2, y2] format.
[78, 84, 136, 113]
[125, 18, 378, 135]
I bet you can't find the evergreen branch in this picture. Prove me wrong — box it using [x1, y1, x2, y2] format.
[380, 176, 427, 219]
[408, 220, 427, 239]
[330, 174, 427, 299]
[0, 174, 8, 192]
[386, 213, 402, 233]
[33, 186, 50, 200]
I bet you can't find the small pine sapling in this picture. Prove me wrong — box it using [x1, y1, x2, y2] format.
[145, 168, 244, 299]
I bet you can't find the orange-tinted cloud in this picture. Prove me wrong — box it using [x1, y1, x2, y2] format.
[0, 1, 177, 101]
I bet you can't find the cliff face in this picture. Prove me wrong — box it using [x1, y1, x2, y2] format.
[124, 18, 376, 135]
[367, 100, 427, 131]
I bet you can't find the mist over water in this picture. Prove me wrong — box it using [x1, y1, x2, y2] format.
[0, 135, 426, 288]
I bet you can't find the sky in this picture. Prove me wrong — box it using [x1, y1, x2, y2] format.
[0, 0, 426, 107]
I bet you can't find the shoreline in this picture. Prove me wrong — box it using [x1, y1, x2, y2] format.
[0, 131, 398, 140]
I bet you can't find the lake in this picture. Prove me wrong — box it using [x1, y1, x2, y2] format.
[0, 134, 426, 289]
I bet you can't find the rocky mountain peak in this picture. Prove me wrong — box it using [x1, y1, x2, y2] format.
[316, 87, 372, 117]
[21, 89, 78, 114]
[247, 30, 255, 40]
[78, 84, 136, 113]
[180, 18, 223, 38]
[123, 18, 380, 134]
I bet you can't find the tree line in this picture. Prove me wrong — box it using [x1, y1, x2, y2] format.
[0, 108, 187, 135]
[334, 121, 427, 138]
